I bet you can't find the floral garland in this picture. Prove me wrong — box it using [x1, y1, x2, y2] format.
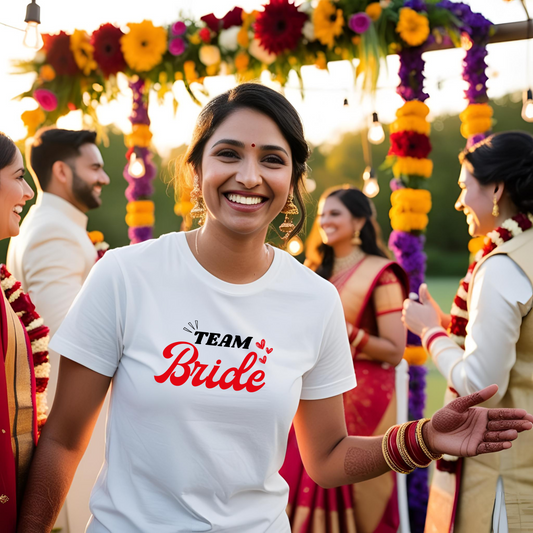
[449, 213, 533, 347]
[0, 265, 50, 434]
[87, 230, 110, 260]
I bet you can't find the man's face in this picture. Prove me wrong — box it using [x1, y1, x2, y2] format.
[69, 143, 109, 211]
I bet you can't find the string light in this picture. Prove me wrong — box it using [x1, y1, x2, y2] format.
[367, 112, 385, 145]
[522, 89, 533, 123]
[287, 236, 304, 256]
[305, 177, 317, 193]
[23, 0, 43, 50]
[128, 151, 146, 178]
[362, 166, 379, 198]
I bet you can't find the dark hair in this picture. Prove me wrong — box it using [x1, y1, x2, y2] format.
[0, 131, 17, 171]
[459, 131, 533, 214]
[177, 82, 310, 240]
[28, 128, 97, 191]
[307, 186, 389, 280]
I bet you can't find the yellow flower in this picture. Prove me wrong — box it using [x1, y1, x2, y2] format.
[189, 33, 202, 45]
[352, 35, 361, 45]
[21, 108, 45, 137]
[392, 157, 433, 178]
[235, 51, 250, 72]
[365, 3, 382, 21]
[125, 211, 155, 227]
[315, 51, 328, 70]
[468, 236, 486, 254]
[184, 61, 198, 83]
[403, 346, 427, 365]
[70, 30, 97, 76]
[237, 27, 250, 48]
[396, 100, 429, 119]
[313, 0, 344, 49]
[396, 8, 430, 47]
[125, 124, 153, 148]
[460, 117, 492, 139]
[126, 200, 154, 214]
[459, 103, 493, 122]
[390, 116, 430, 135]
[39, 65, 55, 82]
[121, 20, 167, 72]
[390, 212, 429, 232]
[174, 201, 193, 217]
[206, 64, 219, 76]
[175, 71, 184, 81]
[391, 188, 432, 214]
[87, 231, 104, 244]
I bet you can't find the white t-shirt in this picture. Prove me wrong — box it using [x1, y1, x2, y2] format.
[50, 231, 356, 533]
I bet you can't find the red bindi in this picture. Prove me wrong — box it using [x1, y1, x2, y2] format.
[251, 143, 256, 147]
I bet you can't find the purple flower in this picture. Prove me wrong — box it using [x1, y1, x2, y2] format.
[129, 226, 153, 243]
[397, 46, 429, 102]
[390, 178, 405, 191]
[349, 12, 371, 34]
[129, 79, 151, 126]
[171, 21, 187, 36]
[404, 0, 427, 11]
[389, 230, 426, 294]
[169, 37, 187, 56]
[466, 133, 487, 148]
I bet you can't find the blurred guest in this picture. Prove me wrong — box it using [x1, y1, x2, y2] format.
[281, 186, 408, 533]
[403, 131, 533, 533]
[0, 131, 35, 532]
[7, 127, 109, 533]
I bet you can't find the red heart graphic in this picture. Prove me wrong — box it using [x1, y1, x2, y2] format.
[256, 339, 265, 350]
[266, 347, 273, 354]
[259, 356, 267, 364]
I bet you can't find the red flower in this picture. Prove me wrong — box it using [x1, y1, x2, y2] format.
[254, 0, 307, 55]
[201, 13, 221, 33]
[389, 131, 432, 159]
[43, 32, 79, 76]
[91, 23, 126, 78]
[199, 27, 211, 43]
[222, 7, 244, 29]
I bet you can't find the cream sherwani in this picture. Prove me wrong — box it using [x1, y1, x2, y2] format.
[7, 192, 107, 533]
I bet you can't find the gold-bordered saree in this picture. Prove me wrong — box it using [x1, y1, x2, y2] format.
[0, 289, 37, 531]
[280, 255, 408, 533]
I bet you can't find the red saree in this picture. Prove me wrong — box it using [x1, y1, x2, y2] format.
[0, 289, 37, 531]
[280, 256, 408, 533]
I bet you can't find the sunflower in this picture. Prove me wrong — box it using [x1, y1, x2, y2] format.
[121, 20, 167, 72]
[70, 30, 97, 76]
[313, 0, 344, 49]
[396, 8, 430, 47]
[254, 0, 307, 55]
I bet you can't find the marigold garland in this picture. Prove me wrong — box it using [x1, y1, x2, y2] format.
[403, 345, 427, 365]
[0, 265, 49, 434]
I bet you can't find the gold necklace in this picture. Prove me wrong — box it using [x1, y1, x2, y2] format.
[332, 247, 365, 276]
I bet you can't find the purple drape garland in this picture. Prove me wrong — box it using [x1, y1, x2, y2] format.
[124, 78, 157, 244]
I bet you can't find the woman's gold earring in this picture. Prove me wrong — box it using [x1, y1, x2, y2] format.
[351, 230, 362, 246]
[279, 193, 299, 240]
[492, 195, 499, 217]
[190, 176, 206, 226]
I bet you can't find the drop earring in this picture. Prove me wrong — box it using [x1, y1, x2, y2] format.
[279, 193, 299, 239]
[492, 195, 499, 217]
[351, 229, 362, 246]
[190, 175, 206, 226]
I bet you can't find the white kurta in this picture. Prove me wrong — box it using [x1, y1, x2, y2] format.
[7, 192, 105, 533]
[425, 254, 533, 533]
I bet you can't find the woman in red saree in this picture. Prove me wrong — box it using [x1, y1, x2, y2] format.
[281, 186, 408, 533]
[0, 131, 37, 532]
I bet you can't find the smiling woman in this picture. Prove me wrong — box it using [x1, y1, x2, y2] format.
[16, 86, 533, 533]
[0, 131, 37, 533]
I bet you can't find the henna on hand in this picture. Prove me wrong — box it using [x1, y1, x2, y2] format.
[477, 441, 511, 454]
[483, 430, 518, 442]
[488, 408, 528, 421]
[487, 419, 531, 432]
[344, 446, 381, 478]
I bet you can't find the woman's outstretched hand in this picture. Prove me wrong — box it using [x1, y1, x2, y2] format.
[425, 384, 533, 457]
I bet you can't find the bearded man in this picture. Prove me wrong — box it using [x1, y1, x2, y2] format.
[7, 127, 110, 533]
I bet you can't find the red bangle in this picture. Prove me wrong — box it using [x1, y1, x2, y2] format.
[406, 421, 432, 468]
[348, 326, 359, 344]
[387, 426, 412, 472]
[426, 331, 448, 352]
[358, 331, 370, 350]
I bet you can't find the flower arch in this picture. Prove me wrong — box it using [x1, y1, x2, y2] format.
[15, 2, 495, 529]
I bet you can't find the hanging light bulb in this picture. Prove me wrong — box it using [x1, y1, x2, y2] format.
[23, 0, 43, 50]
[368, 112, 385, 145]
[287, 236, 304, 256]
[363, 177, 380, 198]
[305, 177, 316, 193]
[362, 165, 372, 181]
[522, 89, 533, 123]
[128, 151, 146, 178]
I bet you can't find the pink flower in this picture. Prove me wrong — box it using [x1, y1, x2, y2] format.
[171, 21, 187, 36]
[169, 37, 186, 56]
[33, 88, 58, 111]
[349, 12, 371, 34]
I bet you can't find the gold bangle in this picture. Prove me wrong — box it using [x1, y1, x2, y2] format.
[382, 426, 414, 475]
[397, 422, 417, 470]
[416, 418, 443, 461]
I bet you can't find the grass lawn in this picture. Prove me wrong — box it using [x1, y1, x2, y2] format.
[422, 276, 461, 417]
